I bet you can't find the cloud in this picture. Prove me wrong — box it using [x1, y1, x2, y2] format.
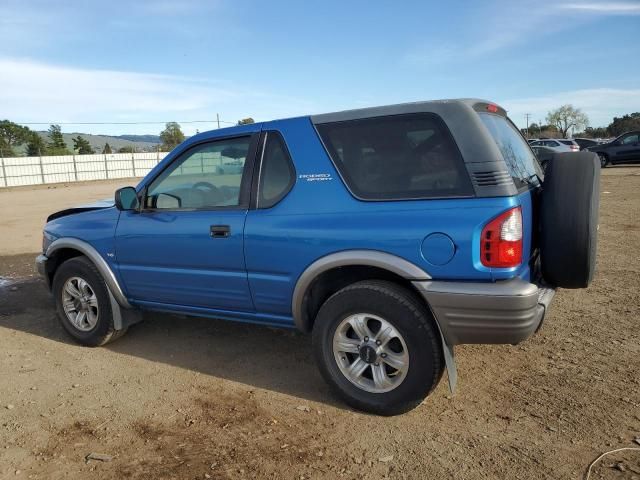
[558, 2, 640, 14]
[0, 57, 316, 135]
[500, 88, 640, 128]
[404, 1, 589, 63]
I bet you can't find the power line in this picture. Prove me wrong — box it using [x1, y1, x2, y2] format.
[14, 119, 236, 126]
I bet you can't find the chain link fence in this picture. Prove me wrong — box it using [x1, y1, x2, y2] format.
[0, 152, 170, 188]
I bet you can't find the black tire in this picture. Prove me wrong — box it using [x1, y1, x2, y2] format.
[52, 256, 127, 346]
[312, 280, 443, 416]
[597, 152, 609, 168]
[540, 152, 600, 288]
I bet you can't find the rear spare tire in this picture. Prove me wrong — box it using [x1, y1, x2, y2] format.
[540, 152, 600, 288]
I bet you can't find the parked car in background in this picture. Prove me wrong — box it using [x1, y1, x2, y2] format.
[527, 138, 539, 144]
[529, 139, 576, 152]
[557, 139, 580, 152]
[530, 145, 555, 171]
[574, 138, 601, 150]
[35, 99, 600, 415]
[586, 131, 640, 167]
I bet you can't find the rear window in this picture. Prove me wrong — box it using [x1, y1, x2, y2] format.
[559, 140, 574, 146]
[315, 113, 473, 200]
[478, 113, 542, 189]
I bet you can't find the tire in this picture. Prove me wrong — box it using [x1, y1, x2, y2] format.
[312, 280, 443, 416]
[540, 152, 600, 288]
[52, 256, 127, 346]
[597, 152, 609, 168]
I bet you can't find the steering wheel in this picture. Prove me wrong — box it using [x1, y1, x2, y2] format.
[193, 181, 218, 192]
[193, 181, 224, 205]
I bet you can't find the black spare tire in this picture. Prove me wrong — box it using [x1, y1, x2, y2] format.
[540, 152, 600, 288]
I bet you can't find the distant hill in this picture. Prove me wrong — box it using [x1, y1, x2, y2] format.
[33, 131, 161, 153]
[112, 134, 161, 144]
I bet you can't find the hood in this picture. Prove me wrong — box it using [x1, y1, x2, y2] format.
[46, 198, 114, 222]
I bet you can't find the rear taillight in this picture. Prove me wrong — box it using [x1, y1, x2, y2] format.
[481, 207, 523, 268]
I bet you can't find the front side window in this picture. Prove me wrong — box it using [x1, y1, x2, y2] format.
[147, 136, 252, 209]
[258, 132, 295, 209]
[316, 113, 473, 200]
[478, 113, 542, 189]
[621, 133, 639, 145]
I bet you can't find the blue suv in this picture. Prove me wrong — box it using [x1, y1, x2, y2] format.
[36, 100, 600, 415]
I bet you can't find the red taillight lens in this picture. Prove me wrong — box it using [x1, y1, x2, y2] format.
[481, 207, 523, 268]
[486, 104, 499, 113]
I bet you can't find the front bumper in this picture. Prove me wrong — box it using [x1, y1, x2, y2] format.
[413, 278, 555, 345]
[35, 254, 50, 288]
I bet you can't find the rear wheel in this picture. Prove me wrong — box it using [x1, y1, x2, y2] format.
[52, 256, 127, 346]
[312, 280, 443, 416]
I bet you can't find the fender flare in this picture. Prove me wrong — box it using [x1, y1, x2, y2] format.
[46, 238, 132, 309]
[291, 250, 431, 332]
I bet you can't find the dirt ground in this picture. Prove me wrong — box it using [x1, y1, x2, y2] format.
[0, 169, 639, 479]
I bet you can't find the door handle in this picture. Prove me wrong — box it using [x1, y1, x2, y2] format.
[210, 225, 230, 238]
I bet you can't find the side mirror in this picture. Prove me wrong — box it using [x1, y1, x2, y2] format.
[115, 187, 140, 211]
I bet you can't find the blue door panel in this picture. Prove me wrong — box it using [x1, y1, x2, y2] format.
[115, 210, 253, 310]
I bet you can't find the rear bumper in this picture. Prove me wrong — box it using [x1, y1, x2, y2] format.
[412, 278, 555, 345]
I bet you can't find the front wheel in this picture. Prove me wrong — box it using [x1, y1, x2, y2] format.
[52, 256, 127, 346]
[598, 153, 609, 168]
[312, 280, 443, 416]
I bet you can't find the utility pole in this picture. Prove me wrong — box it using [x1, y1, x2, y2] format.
[524, 113, 532, 138]
[216, 113, 220, 129]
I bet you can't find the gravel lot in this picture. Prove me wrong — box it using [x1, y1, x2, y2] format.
[1, 169, 639, 479]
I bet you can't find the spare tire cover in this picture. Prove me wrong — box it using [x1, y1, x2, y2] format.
[540, 152, 600, 288]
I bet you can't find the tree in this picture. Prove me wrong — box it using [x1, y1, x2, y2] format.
[579, 126, 609, 139]
[26, 132, 47, 156]
[546, 105, 589, 138]
[47, 124, 70, 155]
[159, 122, 185, 151]
[72, 135, 95, 154]
[0, 120, 30, 157]
[237, 117, 255, 125]
[102, 143, 113, 154]
[607, 113, 640, 137]
[118, 145, 136, 153]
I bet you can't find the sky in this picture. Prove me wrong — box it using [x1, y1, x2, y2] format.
[1, 0, 639, 136]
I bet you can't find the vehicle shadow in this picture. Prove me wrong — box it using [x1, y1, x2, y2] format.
[0, 278, 341, 408]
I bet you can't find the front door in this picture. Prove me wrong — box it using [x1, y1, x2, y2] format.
[115, 134, 259, 311]
[611, 132, 640, 163]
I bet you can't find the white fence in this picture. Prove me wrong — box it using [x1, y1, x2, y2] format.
[0, 152, 170, 188]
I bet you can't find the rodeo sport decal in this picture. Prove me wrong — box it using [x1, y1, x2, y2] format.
[298, 173, 333, 182]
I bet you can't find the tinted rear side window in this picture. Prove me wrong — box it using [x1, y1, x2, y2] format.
[478, 113, 542, 188]
[316, 113, 473, 200]
[258, 131, 295, 209]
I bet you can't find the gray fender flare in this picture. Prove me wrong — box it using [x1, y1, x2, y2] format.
[291, 250, 457, 392]
[46, 238, 141, 330]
